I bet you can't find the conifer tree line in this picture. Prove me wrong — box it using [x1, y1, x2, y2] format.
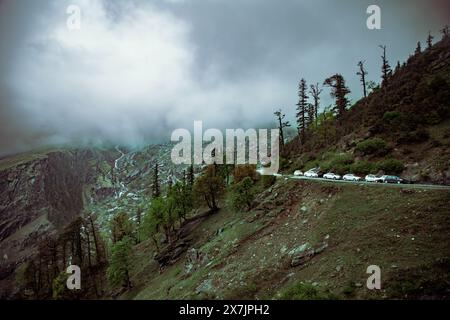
[275, 27, 448, 146]
[16, 214, 107, 299]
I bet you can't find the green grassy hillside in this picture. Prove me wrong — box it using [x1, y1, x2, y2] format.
[122, 179, 450, 300]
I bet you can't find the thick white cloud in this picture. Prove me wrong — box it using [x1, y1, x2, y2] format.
[0, 0, 447, 155]
[2, 0, 291, 153]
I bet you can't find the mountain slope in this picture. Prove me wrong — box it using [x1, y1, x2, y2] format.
[284, 37, 450, 185]
[122, 179, 450, 300]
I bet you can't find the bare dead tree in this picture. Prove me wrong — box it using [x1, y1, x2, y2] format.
[357, 61, 368, 98]
[309, 83, 322, 126]
[274, 109, 291, 148]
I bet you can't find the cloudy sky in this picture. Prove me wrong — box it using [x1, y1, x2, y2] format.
[0, 0, 448, 155]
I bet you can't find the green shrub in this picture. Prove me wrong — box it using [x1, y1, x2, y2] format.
[342, 281, 357, 297]
[319, 161, 332, 172]
[303, 152, 354, 175]
[356, 138, 390, 156]
[52, 272, 69, 300]
[350, 161, 377, 175]
[331, 153, 353, 166]
[324, 153, 352, 175]
[332, 163, 351, 176]
[261, 175, 276, 188]
[279, 282, 334, 300]
[313, 152, 353, 174]
[377, 159, 405, 174]
[425, 111, 442, 125]
[230, 177, 256, 211]
[383, 111, 402, 123]
[397, 128, 429, 144]
[280, 157, 289, 170]
[303, 160, 320, 171]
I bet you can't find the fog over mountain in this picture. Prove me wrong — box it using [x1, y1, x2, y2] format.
[0, 0, 448, 155]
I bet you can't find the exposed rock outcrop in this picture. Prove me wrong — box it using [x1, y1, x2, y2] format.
[0, 148, 114, 297]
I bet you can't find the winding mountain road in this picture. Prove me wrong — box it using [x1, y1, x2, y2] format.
[257, 169, 450, 190]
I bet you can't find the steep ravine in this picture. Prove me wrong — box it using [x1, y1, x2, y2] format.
[0, 143, 187, 297]
[0, 148, 116, 297]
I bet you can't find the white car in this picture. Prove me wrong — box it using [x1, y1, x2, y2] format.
[293, 170, 303, 176]
[343, 173, 361, 181]
[304, 170, 319, 178]
[323, 172, 341, 180]
[365, 174, 382, 183]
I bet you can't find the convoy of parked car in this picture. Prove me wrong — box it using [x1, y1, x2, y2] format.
[295, 169, 409, 184]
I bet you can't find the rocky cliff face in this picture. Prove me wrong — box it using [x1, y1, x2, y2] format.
[0, 143, 187, 297]
[0, 148, 115, 296]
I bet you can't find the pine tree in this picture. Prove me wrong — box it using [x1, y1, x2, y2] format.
[427, 31, 434, 49]
[415, 41, 422, 55]
[395, 61, 401, 73]
[307, 103, 315, 127]
[309, 83, 322, 126]
[182, 169, 186, 186]
[109, 212, 135, 244]
[323, 74, 351, 121]
[107, 237, 133, 289]
[160, 195, 177, 244]
[441, 25, 449, 39]
[379, 45, 392, 85]
[170, 182, 193, 223]
[135, 206, 143, 243]
[296, 78, 309, 140]
[357, 61, 368, 98]
[187, 164, 194, 187]
[140, 198, 164, 250]
[152, 162, 160, 198]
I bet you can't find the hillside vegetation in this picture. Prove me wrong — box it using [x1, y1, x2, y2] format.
[1, 33, 449, 301]
[123, 179, 450, 300]
[284, 36, 450, 185]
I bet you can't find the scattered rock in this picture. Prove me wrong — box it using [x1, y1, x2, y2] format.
[196, 279, 214, 294]
[288, 243, 311, 256]
[313, 242, 328, 254]
[290, 250, 315, 267]
[290, 242, 328, 267]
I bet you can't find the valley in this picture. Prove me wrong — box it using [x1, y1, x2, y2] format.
[0, 28, 449, 301]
